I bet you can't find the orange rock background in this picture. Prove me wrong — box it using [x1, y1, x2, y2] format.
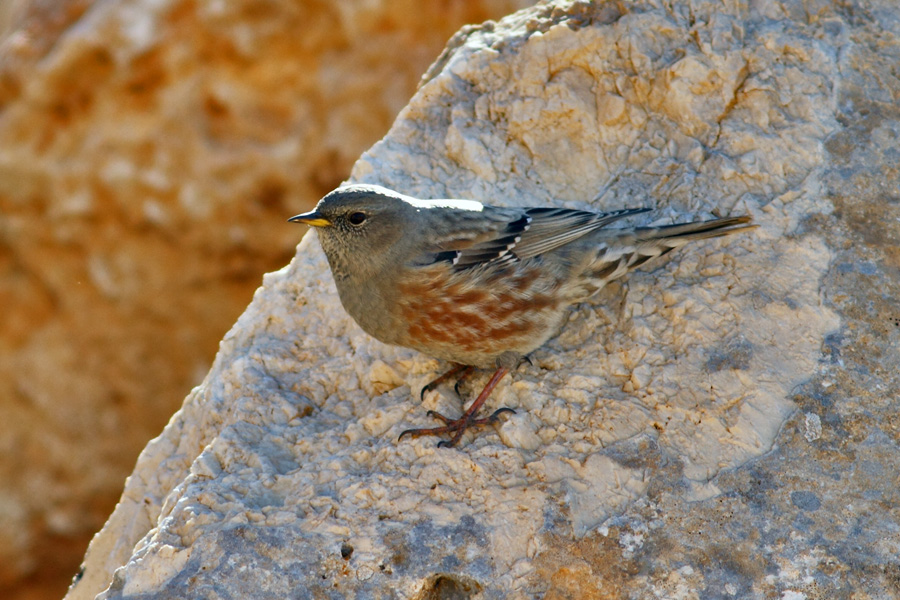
[0, 1, 530, 598]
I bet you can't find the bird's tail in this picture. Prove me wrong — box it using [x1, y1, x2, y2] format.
[634, 215, 756, 245]
[584, 215, 756, 283]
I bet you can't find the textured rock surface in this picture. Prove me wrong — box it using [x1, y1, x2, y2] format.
[72, 0, 900, 598]
[0, 0, 531, 598]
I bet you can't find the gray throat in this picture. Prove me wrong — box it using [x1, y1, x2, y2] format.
[320, 246, 399, 346]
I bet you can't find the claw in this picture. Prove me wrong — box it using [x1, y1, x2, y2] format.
[488, 407, 516, 423]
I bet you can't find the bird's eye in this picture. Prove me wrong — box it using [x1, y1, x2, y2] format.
[348, 212, 367, 225]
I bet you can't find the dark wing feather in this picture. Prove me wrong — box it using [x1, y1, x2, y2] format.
[423, 205, 650, 270]
[512, 207, 649, 260]
[452, 214, 532, 267]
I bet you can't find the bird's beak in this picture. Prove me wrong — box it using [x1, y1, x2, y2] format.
[288, 210, 331, 227]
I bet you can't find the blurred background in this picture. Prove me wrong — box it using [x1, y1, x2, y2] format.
[0, 1, 531, 598]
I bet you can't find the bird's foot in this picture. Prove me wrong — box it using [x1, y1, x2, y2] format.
[401, 366, 512, 448]
[399, 407, 516, 448]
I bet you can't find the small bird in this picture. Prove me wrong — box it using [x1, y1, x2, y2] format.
[290, 184, 755, 447]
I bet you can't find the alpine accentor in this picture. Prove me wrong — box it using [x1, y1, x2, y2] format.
[290, 184, 754, 447]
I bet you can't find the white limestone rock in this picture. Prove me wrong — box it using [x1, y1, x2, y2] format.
[69, 1, 900, 598]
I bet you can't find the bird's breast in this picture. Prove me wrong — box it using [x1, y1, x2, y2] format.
[387, 263, 568, 366]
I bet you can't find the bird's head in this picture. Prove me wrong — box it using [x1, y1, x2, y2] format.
[289, 184, 420, 279]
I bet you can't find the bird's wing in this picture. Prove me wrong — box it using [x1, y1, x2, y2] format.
[511, 207, 650, 261]
[419, 205, 650, 269]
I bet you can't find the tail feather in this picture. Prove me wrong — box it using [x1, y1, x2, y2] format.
[635, 215, 756, 245]
[582, 215, 756, 287]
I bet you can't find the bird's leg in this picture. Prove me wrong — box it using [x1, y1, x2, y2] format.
[419, 364, 475, 401]
[399, 366, 514, 448]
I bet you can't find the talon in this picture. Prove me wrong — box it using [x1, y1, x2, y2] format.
[419, 385, 433, 402]
[489, 407, 516, 422]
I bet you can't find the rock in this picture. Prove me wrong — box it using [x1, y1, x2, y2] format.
[0, 0, 532, 597]
[71, 0, 900, 598]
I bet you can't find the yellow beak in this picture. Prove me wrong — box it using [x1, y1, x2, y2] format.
[288, 211, 331, 227]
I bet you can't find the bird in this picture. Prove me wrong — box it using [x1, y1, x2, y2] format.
[290, 184, 755, 447]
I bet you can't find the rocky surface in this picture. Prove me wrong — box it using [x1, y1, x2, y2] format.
[70, 0, 900, 598]
[0, 0, 531, 598]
